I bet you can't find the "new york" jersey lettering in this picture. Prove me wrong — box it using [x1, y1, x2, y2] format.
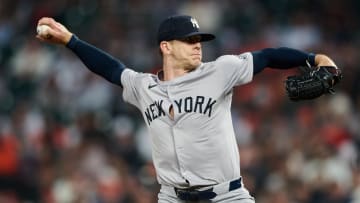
[144, 96, 216, 125]
[174, 96, 216, 117]
[144, 100, 165, 125]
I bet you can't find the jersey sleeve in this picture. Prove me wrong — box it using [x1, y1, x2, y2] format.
[121, 68, 142, 108]
[214, 52, 254, 91]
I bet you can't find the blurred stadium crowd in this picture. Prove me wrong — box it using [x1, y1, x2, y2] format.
[0, 0, 359, 202]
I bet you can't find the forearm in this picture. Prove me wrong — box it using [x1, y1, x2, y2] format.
[66, 35, 125, 86]
[252, 47, 315, 74]
[314, 54, 337, 67]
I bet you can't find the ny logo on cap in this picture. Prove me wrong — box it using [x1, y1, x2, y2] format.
[190, 18, 200, 29]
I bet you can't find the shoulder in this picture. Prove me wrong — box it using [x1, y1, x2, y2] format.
[122, 68, 155, 79]
[215, 53, 252, 64]
[198, 53, 253, 72]
[121, 68, 156, 86]
[201, 53, 253, 71]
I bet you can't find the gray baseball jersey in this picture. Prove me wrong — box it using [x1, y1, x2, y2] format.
[121, 53, 253, 188]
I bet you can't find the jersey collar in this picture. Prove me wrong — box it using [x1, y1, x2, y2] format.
[156, 63, 203, 83]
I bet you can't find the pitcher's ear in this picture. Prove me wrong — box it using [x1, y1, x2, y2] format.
[160, 41, 171, 55]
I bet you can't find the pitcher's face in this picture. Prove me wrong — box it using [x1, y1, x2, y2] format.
[169, 35, 203, 71]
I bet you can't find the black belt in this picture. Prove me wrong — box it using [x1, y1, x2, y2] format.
[174, 178, 242, 201]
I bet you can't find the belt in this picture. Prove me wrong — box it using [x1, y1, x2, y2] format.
[174, 178, 242, 201]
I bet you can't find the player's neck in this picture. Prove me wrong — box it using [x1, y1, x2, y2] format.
[162, 59, 190, 81]
[162, 67, 188, 81]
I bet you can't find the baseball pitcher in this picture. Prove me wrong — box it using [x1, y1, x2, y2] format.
[36, 15, 341, 202]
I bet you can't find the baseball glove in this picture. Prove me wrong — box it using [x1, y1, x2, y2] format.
[285, 64, 342, 101]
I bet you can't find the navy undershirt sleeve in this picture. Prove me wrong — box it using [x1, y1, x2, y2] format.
[66, 35, 125, 86]
[251, 47, 316, 74]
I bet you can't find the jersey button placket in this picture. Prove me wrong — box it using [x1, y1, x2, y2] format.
[167, 86, 187, 177]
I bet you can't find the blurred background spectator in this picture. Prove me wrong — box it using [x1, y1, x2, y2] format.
[0, 0, 359, 202]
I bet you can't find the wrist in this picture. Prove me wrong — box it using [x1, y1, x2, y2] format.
[315, 54, 337, 67]
[66, 35, 79, 49]
[63, 33, 73, 45]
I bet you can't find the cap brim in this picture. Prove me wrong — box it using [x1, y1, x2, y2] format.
[181, 32, 216, 42]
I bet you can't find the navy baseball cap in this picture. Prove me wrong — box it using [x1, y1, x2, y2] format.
[157, 15, 216, 44]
